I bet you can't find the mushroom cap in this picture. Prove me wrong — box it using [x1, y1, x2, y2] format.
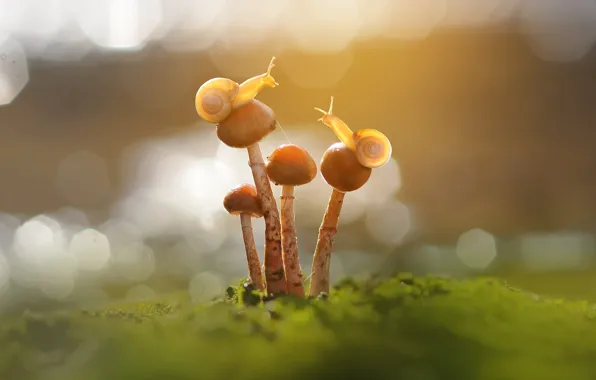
[320, 142, 372, 192]
[223, 184, 263, 217]
[216, 100, 276, 148]
[266, 144, 318, 186]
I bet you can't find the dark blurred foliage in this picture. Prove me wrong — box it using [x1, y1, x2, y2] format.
[3, 25, 596, 242]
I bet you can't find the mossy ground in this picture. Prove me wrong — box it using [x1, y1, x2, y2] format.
[2, 273, 596, 380]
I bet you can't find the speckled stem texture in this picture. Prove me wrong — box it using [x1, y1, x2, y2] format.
[308, 189, 345, 297]
[240, 214, 264, 291]
[280, 186, 305, 297]
[247, 143, 287, 295]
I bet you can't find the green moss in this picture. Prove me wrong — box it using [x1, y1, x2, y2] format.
[2, 274, 596, 380]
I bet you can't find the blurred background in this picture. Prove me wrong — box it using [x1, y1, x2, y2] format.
[0, 0, 596, 311]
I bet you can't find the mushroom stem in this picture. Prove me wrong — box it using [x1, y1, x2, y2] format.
[240, 213, 265, 291]
[308, 189, 345, 297]
[280, 185, 305, 297]
[246, 143, 287, 295]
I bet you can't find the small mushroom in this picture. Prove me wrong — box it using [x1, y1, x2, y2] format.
[308, 142, 372, 297]
[223, 184, 265, 291]
[266, 144, 317, 297]
[216, 100, 287, 296]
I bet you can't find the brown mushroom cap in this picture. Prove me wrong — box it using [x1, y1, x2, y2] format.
[223, 184, 263, 217]
[266, 144, 317, 186]
[216, 100, 276, 148]
[320, 142, 372, 192]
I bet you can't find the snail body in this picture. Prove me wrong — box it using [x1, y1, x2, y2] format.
[195, 57, 279, 124]
[314, 96, 392, 169]
[233, 58, 279, 108]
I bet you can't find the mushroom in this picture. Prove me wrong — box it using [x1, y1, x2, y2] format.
[309, 96, 393, 297]
[216, 100, 287, 296]
[266, 144, 317, 297]
[223, 184, 265, 291]
[308, 142, 372, 297]
[194, 58, 285, 295]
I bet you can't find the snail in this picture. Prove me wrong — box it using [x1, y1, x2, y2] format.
[195, 56, 279, 123]
[314, 96, 392, 169]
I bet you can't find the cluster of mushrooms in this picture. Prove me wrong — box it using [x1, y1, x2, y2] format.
[195, 57, 392, 298]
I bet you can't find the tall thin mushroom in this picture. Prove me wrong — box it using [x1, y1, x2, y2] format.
[223, 184, 265, 291]
[216, 101, 287, 295]
[266, 144, 317, 297]
[309, 96, 392, 297]
[308, 143, 372, 297]
[195, 57, 286, 296]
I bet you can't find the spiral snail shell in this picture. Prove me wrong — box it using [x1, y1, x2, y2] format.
[195, 78, 240, 123]
[195, 57, 279, 124]
[353, 129, 392, 169]
[314, 96, 392, 169]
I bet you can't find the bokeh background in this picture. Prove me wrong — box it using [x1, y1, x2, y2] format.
[0, 0, 596, 311]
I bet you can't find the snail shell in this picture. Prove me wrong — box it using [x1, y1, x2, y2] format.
[195, 78, 240, 123]
[353, 129, 392, 169]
